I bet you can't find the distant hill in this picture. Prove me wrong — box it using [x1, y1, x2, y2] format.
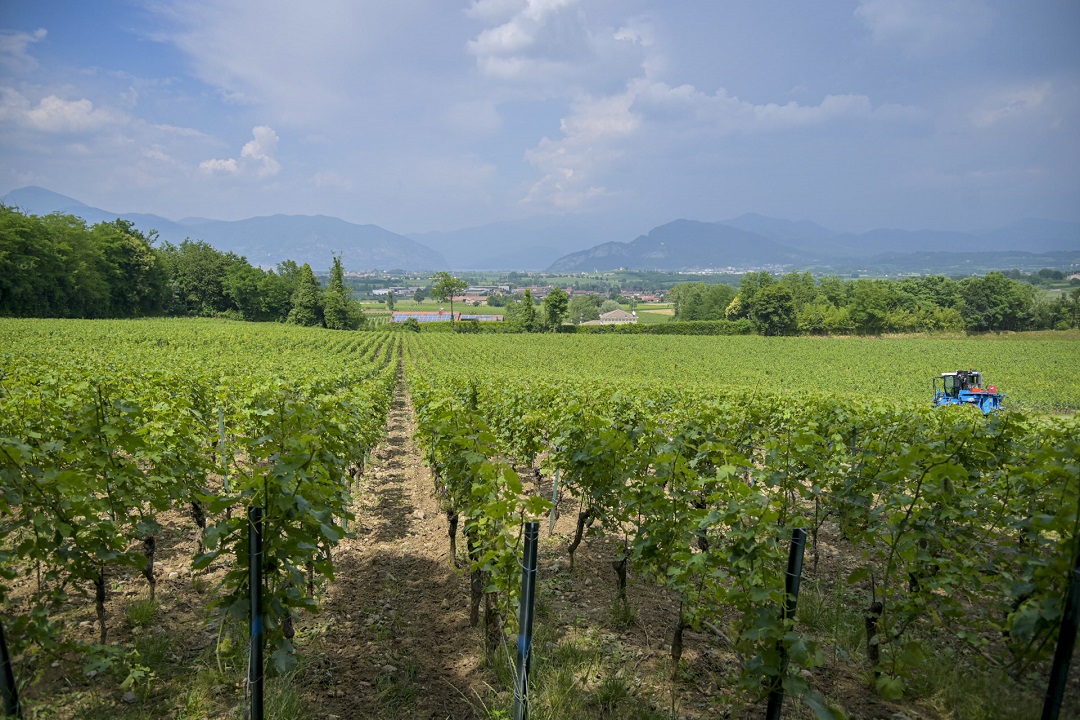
[976, 218, 1080, 252]
[1, 186, 447, 272]
[717, 213, 835, 244]
[6, 186, 1077, 274]
[547, 219, 805, 272]
[548, 215, 1080, 272]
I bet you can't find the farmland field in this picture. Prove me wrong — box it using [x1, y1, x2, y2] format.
[409, 331, 1080, 412]
[2, 318, 1078, 719]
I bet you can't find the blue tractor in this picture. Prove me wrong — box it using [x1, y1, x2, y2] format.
[933, 370, 1004, 414]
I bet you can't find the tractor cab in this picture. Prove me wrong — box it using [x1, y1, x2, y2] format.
[933, 370, 1003, 414]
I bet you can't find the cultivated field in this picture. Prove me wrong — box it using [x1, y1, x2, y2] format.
[1, 319, 1078, 719]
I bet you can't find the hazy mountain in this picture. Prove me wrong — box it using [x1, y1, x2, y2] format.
[190, 214, 446, 272]
[976, 218, 1080, 252]
[718, 213, 835, 244]
[2, 185, 90, 214]
[548, 219, 804, 272]
[7, 186, 1076, 274]
[548, 215, 1080, 272]
[823, 228, 988, 256]
[850, 250, 1080, 275]
[1, 186, 447, 272]
[2, 186, 190, 238]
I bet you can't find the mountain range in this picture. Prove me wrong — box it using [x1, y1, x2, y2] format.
[549, 215, 1080, 273]
[1, 186, 446, 272]
[3, 186, 1078, 274]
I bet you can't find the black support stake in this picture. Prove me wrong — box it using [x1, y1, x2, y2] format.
[513, 521, 540, 720]
[0, 617, 20, 719]
[1042, 537, 1080, 720]
[248, 506, 264, 720]
[766, 527, 807, 720]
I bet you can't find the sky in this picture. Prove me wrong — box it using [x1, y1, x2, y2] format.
[1, 0, 1078, 236]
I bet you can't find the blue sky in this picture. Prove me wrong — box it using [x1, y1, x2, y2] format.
[1, 1, 1077, 235]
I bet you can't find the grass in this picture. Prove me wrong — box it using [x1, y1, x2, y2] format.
[33, 611, 316, 720]
[123, 598, 158, 628]
[475, 622, 668, 720]
[632, 310, 672, 325]
[606, 596, 638, 630]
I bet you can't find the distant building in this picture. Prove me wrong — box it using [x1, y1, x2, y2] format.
[373, 286, 420, 297]
[392, 311, 459, 323]
[581, 309, 638, 326]
[512, 286, 552, 299]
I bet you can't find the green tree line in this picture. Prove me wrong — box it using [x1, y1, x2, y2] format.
[668, 270, 1080, 335]
[0, 206, 364, 328]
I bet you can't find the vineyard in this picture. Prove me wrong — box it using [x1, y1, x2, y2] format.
[0, 319, 398, 716]
[1, 320, 1079, 718]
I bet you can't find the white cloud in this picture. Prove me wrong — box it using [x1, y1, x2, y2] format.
[0, 88, 124, 133]
[0, 27, 46, 71]
[971, 82, 1054, 128]
[522, 85, 640, 209]
[634, 84, 877, 133]
[143, 147, 173, 163]
[855, 0, 994, 56]
[153, 123, 206, 138]
[199, 157, 239, 174]
[467, 0, 648, 96]
[157, 1, 457, 126]
[199, 126, 281, 177]
[521, 77, 910, 211]
[241, 125, 281, 177]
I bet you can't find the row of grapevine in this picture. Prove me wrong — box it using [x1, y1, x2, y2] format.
[0, 319, 400, 678]
[405, 332, 1079, 708]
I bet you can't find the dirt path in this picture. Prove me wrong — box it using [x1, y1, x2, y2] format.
[300, 375, 489, 720]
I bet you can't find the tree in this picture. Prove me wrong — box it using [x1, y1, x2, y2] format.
[430, 271, 467, 324]
[222, 261, 267, 320]
[505, 289, 537, 332]
[959, 272, 1035, 332]
[750, 284, 798, 336]
[160, 239, 232, 316]
[288, 263, 323, 326]
[413, 288, 425, 305]
[258, 270, 293, 321]
[779, 270, 818, 313]
[91, 219, 168, 316]
[724, 272, 777, 322]
[386, 290, 395, 311]
[668, 282, 704, 319]
[542, 287, 569, 331]
[324, 255, 364, 330]
[848, 280, 895, 335]
[569, 294, 602, 324]
[817, 275, 847, 307]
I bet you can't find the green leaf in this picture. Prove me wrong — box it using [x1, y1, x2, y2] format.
[803, 690, 842, 720]
[846, 566, 872, 584]
[875, 674, 904, 700]
[898, 641, 926, 668]
[270, 642, 297, 674]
